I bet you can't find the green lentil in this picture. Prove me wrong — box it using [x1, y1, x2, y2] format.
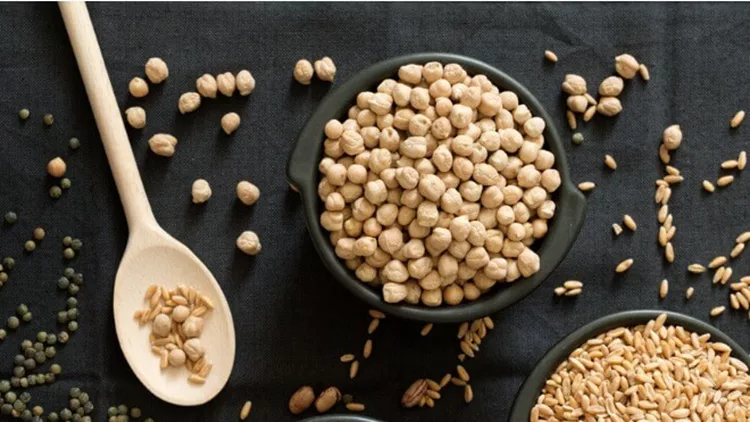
[34, 351, 46, 364]
[24, 348, 34, 358]
[60, 409, 72, 420]
[68, 284, 79, 296]
[20, 409, 31, 421]
[13, 367, 24, 378]
[82, 402, 93, 414]
[19, 109, 30, 120]
[69, 399, 80, 411]
[16, 304, 28, 316]
[47, 333, 57, 344]
[69, 137, 80, 150]
[21, 312, 32, 323]
[28, 376, 36, 386]
[24, 240, 36, 252]
[0, 381, 9, 393]
[144, 419, 154, 422]
[0, 272, 6, 283]
[21, 340, 32, 350]
[2, 258, 14, 270]
[130, 408, 141, 418]
[50, 186, 62, 199]
[57, 311, 68, 324]
[32, 406, 43, 416]
[0, 329, 6, 339]
[66, 297, 78, 308]
[71, 239, 82, 250]
[63, 237, 73, 246]
[117, 405, 128, 415]
[45, 347, 56, 358]
[36, 332, 47, 342]
[4, 392, 16, 402]
[45, 373, 56, 383]
[58, 277, 70, 290]
[572, 132, 584, 145]
[63, 248, 75, 259]
[19, 392, 30, 403]
[67, 309, 78, 320]
[7, 317, 20, 330]
[107, 407, 118, 417]
[58, 331, 69, 344]
[77, 393, 88, 405]
[69, 387, 80, 398]
[43, 113, 54, 126]
[0, 403, 11, 415]
[50, 364, 61, 375]
[13, 399, 24, 411]
[71, 273, 83, 285]
[49, 412, 60, 421]
[23, 359, 35, 370]
[67, 321, 78, 332]
[33, 227, 45, 241]
[63, 267, 75, 277]
[3, 212, 17, 225]
[61, 178, 72, 190]
[76, 408, 84, 417]
[14, 354, 24, 365]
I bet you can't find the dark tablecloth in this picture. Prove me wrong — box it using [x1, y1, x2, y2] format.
[1, 2, 750, 421]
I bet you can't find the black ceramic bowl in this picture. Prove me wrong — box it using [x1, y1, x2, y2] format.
[287, 53, 586, 323]
[300, 416, 385, 422]
[509, 310, 750, 420]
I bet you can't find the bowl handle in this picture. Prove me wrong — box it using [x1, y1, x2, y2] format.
[544, 184, 587, 269]
[286, 125, 320, 193]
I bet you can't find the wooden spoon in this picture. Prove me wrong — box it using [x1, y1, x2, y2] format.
[59, 2, 235, 406]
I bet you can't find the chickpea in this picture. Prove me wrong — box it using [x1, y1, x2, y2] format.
[438, 171, 460, 190]
[47, 157, 67, 178]
[484, 257, 508, 280]
[500, 129, 524, 153]
[425, 227, 452, 257]
[473, 163, 501, 186]
[408, 219, 430, 239]
[496, 205, 515, 226]
[387, 188, 403, 205]
[342, 118, 360, 132]
[429, 79, 452, 99]
[191, 179, 212, 204]
[502, 240, 525, 258]
[488, 150, 509, 172]
[443, 284, 464, 305]
[459, 181, 482, 203]
[314, 57, 336, 82]
[363, 218, 382, 237]
[474, 271, 497, 291]
[148, 133, 178, 157]
[449, 104, 473, 129]
[294, 59, 314, 85]
[541, 169, 562, 192]
[383, 282, 408, 303]
[366, 248, 390, 268]
[523, 186, 547, 209]
[463, 283, 481, 301]
[125, 106, 146, 129]
[409, 87, 431, 110]
[376, 114, 393, 130]
[344, 218, 363, 237]
[478, 92, 502, 117]
[421, 288, 443, 307]
[518, 141, 541, 164]
[217, 72, 236, 96]
[129, 77, 149, 98]
[537, 200, 556, 219]
[409, 114, 432, 136]
[407, 257, 433, 280]
[196, 74, 218, 98]
[418, 174, 446, 202]
[422, 62, 444, 83]
[236, 231, 262, 255]
[339, 183, 363, 203]
[532, 218, 548, 238]
[236, 70, 256, 95]
[485, 230, 504, 254]
[325, 193, 345, 211]
[480, 185, 504, 208]
[517, 248, 540, 277]
[517, 165, 541, 188]
[419, 270, 442, 290]
[534, 150, 555, 170]
[353, 237, 377, 257]
[513, 202, 531, 223]
[448, 215, 471, 242]
[357, 109, 377, 127]
[221, 112, 241, 135]
[145, 57, 169, 84]
[414, 158, 436, 175]
[452, 157, 475, 181]
[458, 202, 480, 220]
[400, 136, 427, 159]
[356, 263, 377, 282]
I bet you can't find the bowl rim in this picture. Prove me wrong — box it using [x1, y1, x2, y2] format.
[287, 52, 587, 323]
[300, 416, 385, 422]
[508, 309, 750, 420]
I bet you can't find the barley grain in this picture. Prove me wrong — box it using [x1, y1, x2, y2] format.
[457, 365, 470, 382]
[464, 385, 474, 403]
[737, 232, 750, 243]
[664, 175, 684, 184]
[665, 242, 675, 263]
[731, 243, 745, 258]
[188, 374, 206, 384]
[425, 389, 440, 400]
[145, 285, 157, 299]
[544, 50, 558, 63]
[659, 279, 669, 299]
[584, 93, 597, 105]
[686, 287, 694, 299]
[666, 225, 676, 240]
[368, 309, 385, 319]
[566, 111, 577, 130]
[349, 360, 359, 379]
[722, 267, 733, 284]
[703, 180, 715, 192]
[450, 377, 466, 387]
[578, 181, 596, 192]
[439, 373, 452, 388]
[623, 215, 637, 231]
[340, 354, 355, 363]
[457, 322, 469, 339]
[457, 354, 466, 362]
[709, 256, 727, 268]
[731, 293, 741, 310]
[638, 64, 650, 80]
[460, 341, 474, 358]
[731, 110, 746, 128]
[738, 291, 750, 309]
[421, 323, 433, 336]
[659, 144, 670, 164]
[240, 401, 252, 420]
[583, 105, 597, 122]
[659, 226, 668, 247]
[563, 280, 583, 290]
[604, 155, 617, 170]
[426, 379, 440, 391]
[665, 165, 680, 176]
[739, 151, 747, 170]
[710, 306, 726, 317]
[661, 186, 672, 204]
[615, 258, 634, 273]
[722, 159, 739, 169]
[688, 264, 706, 273]
[718, 175, 735, 187]
[346, 403, 365, 412]
[368, 318, 380, 335]
[564, 288, 582, 297]
[714, 267, 726, 284]
[482, 317, 494, 330]
[363, 340, 372, 359]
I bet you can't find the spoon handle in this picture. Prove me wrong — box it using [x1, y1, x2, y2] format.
[59, 2, 157, 230]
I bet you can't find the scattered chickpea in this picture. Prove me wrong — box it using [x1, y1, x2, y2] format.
[47, 157, 67, 178]
[178, 92, 201, 114]
[196, 74, 218, 98]
[148, 133, 178, 157]
[615, 54, 640, 79]
[597, 97, 622, 117]
[144, 57, 169, 84]
[191, 179, 212, 204]
[221, 112, 241, 135]
[236, 231, 261, 255]
[294, 59, 314, 85]
[236, 70, 256, 96]
[236, 181, 260, 206]
[314, 57, 336, 82]
[663, 124, 682, 150]
[125, 106, 146, 129]
[217, 72, 236, 97]
[129, 77, 149, 98]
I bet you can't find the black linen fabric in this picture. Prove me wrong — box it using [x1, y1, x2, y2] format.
[0, 2, 750, 421]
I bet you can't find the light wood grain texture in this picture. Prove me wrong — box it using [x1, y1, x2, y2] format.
[59, 1, 235, 406]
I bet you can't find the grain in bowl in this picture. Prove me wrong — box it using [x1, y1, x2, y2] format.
[317, 62, 560, 307]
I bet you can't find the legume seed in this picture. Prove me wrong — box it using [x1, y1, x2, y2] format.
[731, 110, 746, 128]
[685, 287, 694, 300]
[702, 180, 715, 192]
[717, 175, 735, 187]
[578, 181, 596, 192]
[710, 306, 726, 317]
[615, 258, 634, 273]
[688, 264, 706, 273]
[659, 279, 669, 299]
[240, 401, 252, 420]
[604, 155, 617, 170]
[709, 256, 727, 269]
[623, 215, 637, 231]
[544, 50, 558, 63]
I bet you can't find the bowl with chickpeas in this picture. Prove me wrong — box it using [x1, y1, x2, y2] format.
[287, 53, 586, 323]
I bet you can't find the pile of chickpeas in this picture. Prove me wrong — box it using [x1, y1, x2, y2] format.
[317, 62, 560, 307]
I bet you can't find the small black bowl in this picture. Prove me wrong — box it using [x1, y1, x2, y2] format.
[287, 53, 586, 323]
[509, 309, 750, 420]
[300, 416, 385, 422]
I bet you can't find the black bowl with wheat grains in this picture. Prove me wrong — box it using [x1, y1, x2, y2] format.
[509, 309, 750, 420]
[300, 416, 385, 422]
[287, 53, 587, 323]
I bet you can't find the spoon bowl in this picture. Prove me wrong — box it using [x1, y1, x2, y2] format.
[114, 227, 235, 406]
[60, 2, 235, 406]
